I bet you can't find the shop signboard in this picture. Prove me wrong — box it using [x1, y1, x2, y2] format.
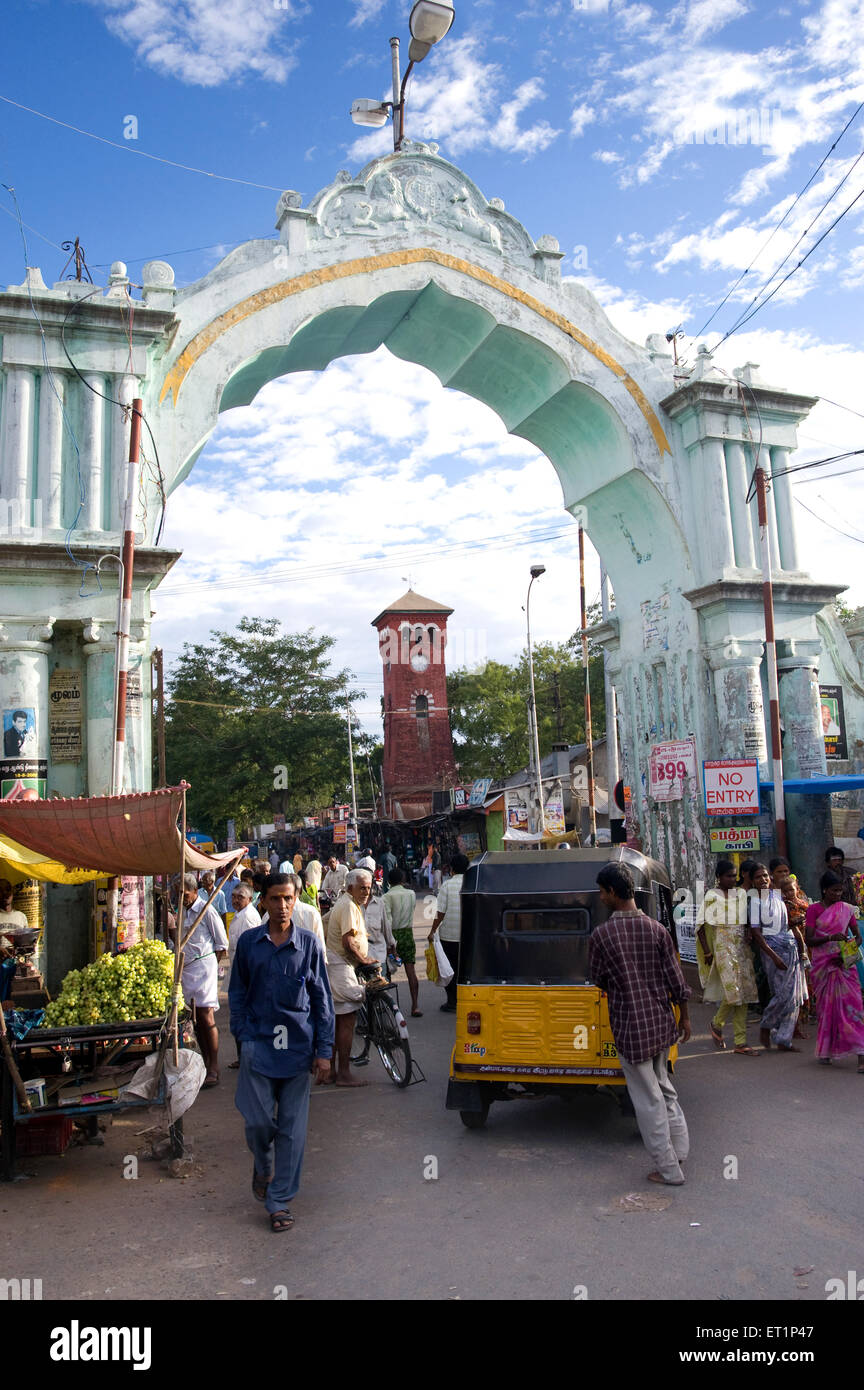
[469, 779, 492, 806]
[333, 822, 347, 844]
[703, 759, 760, 817]
[709, 826, 761, 853]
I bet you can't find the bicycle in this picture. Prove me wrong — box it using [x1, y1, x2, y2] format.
[351, 974, 412, 1087]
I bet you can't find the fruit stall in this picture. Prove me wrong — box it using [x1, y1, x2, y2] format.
[0, 785, 243, 1179]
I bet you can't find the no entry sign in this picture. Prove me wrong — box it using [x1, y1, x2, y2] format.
[703, 759, 760, 816]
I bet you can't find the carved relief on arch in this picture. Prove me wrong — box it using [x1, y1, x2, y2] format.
[307, 149, 539, 268]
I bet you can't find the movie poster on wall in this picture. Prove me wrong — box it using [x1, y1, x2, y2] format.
[819, 685, 847, 762]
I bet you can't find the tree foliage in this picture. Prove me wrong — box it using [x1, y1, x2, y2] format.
[162, 617, 363, 836]
[834, 598, 859, 630]
[447, 624, 607, 782]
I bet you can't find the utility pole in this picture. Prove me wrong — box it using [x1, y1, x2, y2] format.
[754, 466, 788, 857]
[152, 647, 167, 787]
[107, 396, 143, 954]
[579, 525, 597, 846]
[552, 671, 565, 743]
[345, 687, 359, 834]
[600, 566, 620, 805]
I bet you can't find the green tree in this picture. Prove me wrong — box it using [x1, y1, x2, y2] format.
[834, 598, 858, 629]
[163, 617, 363, 836]
[447, 630, 606, 783]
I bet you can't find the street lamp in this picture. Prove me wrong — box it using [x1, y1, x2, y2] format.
[350, 1, 455, 151]
[526, 564, 546, 838]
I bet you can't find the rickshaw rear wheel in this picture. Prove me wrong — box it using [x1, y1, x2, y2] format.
[460, 1103, 490, 1130]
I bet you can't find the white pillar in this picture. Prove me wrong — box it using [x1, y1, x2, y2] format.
[83, 621, 116, 796]
[708, 641, 769, 776]
[110, 376, 137, 531]
[38, 369, 65, 531]
[80, 375, 104, 531]
[724, 440, 756, 568]
[0, 617, 54, 978]
[1, 367, 35, 523]
[769, 446, 799, 571]
[698, 438, 735, 575]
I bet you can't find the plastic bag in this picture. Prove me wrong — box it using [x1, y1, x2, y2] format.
[120, 1048, 207, 1124]
[425, 941, 440, 985]
[433, 934, 454, 988]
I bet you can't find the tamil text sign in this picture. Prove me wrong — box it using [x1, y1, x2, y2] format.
[709, 826, 761, 853]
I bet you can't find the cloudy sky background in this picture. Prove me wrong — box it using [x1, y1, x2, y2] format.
[2, 0, 863, 734]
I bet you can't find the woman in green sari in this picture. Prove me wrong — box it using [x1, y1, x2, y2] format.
[697, 858, 759, 1055]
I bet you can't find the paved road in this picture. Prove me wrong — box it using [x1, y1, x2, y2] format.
[4, 925, 859, 1302]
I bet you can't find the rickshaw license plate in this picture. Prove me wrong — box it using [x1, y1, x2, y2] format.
[602, 1041, 618, 1059]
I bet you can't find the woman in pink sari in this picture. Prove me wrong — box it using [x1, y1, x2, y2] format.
[804, 870, 864, 1072]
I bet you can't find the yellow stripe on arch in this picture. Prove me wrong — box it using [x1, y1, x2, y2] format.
[158, 247, 671, 457]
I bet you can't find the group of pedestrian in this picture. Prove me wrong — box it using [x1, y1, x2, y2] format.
[696, 848, 864, 1070]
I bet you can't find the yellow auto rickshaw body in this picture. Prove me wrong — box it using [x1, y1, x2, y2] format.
[446, 847, 680, 1127]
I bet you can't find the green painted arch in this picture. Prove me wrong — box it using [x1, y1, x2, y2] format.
[193, 280, 692, 594]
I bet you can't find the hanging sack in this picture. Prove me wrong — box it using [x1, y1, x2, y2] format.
[433, 933, 454, 988]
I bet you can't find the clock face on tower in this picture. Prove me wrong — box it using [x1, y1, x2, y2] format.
[410, 648, 429, 673]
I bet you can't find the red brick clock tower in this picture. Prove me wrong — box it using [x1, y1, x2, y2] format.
[372, 589, 458, 819]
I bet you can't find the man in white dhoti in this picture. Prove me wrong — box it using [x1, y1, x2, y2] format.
[172, 872, 228, 1088]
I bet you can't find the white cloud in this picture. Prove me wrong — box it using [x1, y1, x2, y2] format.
[347, 37, 561, 161]
[154, 348, 599, 735]
[349, 0, 388, 27]
[570, 103, 597, 137]
[592, 148, 624, 163]
[683, 0, 749, 43]
[91, 0, 303, 85]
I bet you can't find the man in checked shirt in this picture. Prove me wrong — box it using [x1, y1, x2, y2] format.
[590, 862, 692, 1186]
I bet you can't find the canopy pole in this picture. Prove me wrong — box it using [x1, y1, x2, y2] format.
[173, 785, 187, 1065]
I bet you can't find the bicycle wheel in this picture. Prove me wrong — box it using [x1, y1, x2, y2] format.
[372, 993, 412, 1087]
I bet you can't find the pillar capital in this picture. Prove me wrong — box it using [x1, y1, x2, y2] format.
[0, 616, 55, 651]
[703, 638, 764, 671]
[776, 637, 821, 673]
[82, 619, 115, 654]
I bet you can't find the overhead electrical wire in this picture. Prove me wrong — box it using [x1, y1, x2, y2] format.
[160, 520, 585, 597]
[795, 495, 864, 544]
[769, 447, 864, 480]
[689, 99, 864, 344]
[59, 290, 169, 545]
[0, 93, 285, 192]
[713, 149, 864, 348]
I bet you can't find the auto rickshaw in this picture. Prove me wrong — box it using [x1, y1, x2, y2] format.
[445, 845, 679, 1129]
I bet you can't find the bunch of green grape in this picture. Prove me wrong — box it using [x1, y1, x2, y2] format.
[43, 940, 184, 1027]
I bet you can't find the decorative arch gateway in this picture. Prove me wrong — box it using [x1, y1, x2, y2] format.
[0, 142, 842, 898]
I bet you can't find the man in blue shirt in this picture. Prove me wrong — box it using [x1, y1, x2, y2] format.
[229, 874, 335, 1232]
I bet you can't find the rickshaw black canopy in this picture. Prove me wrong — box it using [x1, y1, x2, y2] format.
[458, 846, 676, 986]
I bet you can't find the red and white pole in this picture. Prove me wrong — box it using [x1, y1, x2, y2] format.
[111, 397, 143, 796]
[755, 465, 788, 858]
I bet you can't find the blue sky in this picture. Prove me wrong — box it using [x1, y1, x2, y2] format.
[2, 0, 863, 735]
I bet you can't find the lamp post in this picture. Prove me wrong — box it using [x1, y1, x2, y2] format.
[350, 2, 455, 151]
[526, 564, 546, 838]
